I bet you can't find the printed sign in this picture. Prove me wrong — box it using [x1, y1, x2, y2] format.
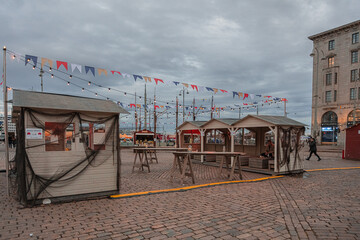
[26, 128, 43, 139]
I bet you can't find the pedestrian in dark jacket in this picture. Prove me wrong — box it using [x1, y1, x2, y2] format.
[306, 138, 321, 161]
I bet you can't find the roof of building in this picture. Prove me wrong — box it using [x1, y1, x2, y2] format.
[12, 89, 129, 114]
[243, 115, 306, 127]
[216, 118, 240, 125]
[177, 115, 305, 130]
[308, 20, 360, 40]
[186, 121, 208, 127]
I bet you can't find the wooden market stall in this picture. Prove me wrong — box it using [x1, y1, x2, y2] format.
[12, 89, 128, 206]
[133, 129, 155, 146]
[177, 115, 306, 174]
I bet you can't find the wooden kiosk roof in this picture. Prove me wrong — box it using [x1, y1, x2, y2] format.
[12, 89, 129, 114]
[177, 115, 306, 131]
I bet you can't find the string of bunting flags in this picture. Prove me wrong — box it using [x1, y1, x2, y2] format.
[10, 51, 287, 103]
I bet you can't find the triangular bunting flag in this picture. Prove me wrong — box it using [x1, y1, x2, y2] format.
[98, 68, 107, 76]
[182, 83, 189, 88]
[243, 93, 249, 100]
[154, 78, 164, 84]
[85, 66, 95, 76]
[191, 85, 198, 92]
[173, 81, 180, 86]
[56, 61, 68, 71]
[41, 58, 53, 69]
[238, 92, 243, 98]
[133, 75, 143, 81]
[122, 73, 131, 78]
[206, 87, 214, 92]
[250, 94, 254, 100]
[232, 92, 239, 98]
[71, 64, 82, 73]
[143, 76, 151, 82]
[213, 88, 218, 94]
[25, 55, 38, 67]
[220, 89, 228, 93]
[111, 70, 122, 76]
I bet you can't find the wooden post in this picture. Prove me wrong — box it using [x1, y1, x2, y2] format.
[200, 129, 205, 162]
[3, 46, 9, 196]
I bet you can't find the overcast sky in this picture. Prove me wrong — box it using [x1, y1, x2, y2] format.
[1, 0, 359, 133]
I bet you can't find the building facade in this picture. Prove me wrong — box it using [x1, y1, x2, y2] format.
[309, 20, 360, 146]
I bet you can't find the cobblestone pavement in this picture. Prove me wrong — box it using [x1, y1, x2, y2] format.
[1, 148, 360, 239]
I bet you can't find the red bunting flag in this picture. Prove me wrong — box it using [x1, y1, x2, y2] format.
[155, 105, 160, 109]
[111, 70, 122, 76]
[243, 93, 249, 100]
[130, 104, 136, 108]
[191, 85, 198, 92]
[154, 78, 164, 84]
[220, 89, 228, 93]
[56, 61, 68, 70]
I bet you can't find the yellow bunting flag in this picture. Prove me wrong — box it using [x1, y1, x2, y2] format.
[41, 58, 53, 69]
[143, 76, 152, 82]
[98, 68, 108, 76]
[213, 88, 218, 94]
[182, 83, 189, 88]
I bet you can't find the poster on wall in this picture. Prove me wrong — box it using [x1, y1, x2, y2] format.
[26, 128, 43, 139]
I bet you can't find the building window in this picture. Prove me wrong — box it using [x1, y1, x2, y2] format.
[352, 32, 359, 44]
[325, 91, 332, 102]
[347, 109, 360, 127]
[328, 57, 334, 67]
[350, 88, 356, 100]
[325, 73, 332, 85]
[328, 40, 335, 50]
[351, 51, 358, 63]
[334, 72, 337, 84]
[45, 122, 74, 151]
[351, 69, 358, 82]
[334, 90, 337, 102]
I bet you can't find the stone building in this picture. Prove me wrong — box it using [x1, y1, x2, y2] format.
[309, 20, 360, 146]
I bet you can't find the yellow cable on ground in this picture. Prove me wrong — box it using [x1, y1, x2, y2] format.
[306, 166, 360, 172]
[110, 167, 360, 199]
[110, 175, 284, 199]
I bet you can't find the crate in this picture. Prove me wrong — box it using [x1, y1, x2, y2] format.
[249, 158, 269, 169]
[239, 156, 249, 166]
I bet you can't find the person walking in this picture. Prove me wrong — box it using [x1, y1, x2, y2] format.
[306, 137, 321, 161]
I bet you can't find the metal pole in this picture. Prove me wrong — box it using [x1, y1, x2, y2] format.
[39, 67, 44, 92]
[284, 100, 287, 117]
[154, 91, 157, 147]
[238, 107, 241, 119]
[313, 47, 319, 137]
[144, 84, 147, 130]
[3, 46, 9, 196]
[182, 88, 185, 123]
[211, 95, 214, 119]
[193, 97, 195, 121]
[135, 92, 138, 132]
[175, 96, 179, 148]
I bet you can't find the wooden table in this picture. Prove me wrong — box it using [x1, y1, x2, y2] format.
[171, 151, 246, 184]
[132, 148, 188, 173]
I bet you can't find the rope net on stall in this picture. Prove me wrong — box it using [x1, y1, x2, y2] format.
[12, 108, 119, 207]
